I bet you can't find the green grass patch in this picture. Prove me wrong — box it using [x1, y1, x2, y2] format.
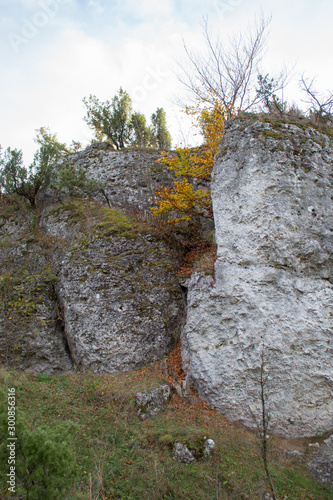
[0, 195, 31, 221]
[50, 200, 146, 240]
[238, 112, 333, 137]
[0, 367, 331, 499]
[256, 129, 288, 140]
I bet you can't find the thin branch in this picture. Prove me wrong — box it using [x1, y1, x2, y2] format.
[300, 75, 333, 122]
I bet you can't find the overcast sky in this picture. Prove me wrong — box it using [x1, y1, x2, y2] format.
[0, 0, 332, 164]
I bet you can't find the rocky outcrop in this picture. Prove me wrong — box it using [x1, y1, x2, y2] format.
[0, 206, 72, 373]
[47, 204, 184, 373]
[0, 149, 185, 374]
[2, 122, 332, 439]
[55, 145, 173, 215]
[181, 119, 333, 437]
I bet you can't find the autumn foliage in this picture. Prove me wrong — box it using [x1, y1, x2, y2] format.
[150, 101, 225, 224]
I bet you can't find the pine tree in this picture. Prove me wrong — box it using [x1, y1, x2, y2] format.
[0, 128, 69, 207]
[83, 88, 133, 149]
[151, 108, 172, 149]
[0, 402, 77, 499]
[130, 112, 152, 147]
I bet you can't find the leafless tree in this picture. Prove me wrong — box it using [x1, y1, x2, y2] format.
[300, 75, 333, 123]
[250, 349, 278, 500]
[178, 14, 287, 120]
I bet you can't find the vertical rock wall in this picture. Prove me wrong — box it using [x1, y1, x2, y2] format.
[0, 208, 72, 373]
[181, 119, 333, 437]
[1, 149, 185, 374]
[55, 145, 173, 216]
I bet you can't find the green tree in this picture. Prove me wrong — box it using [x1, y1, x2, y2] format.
[35, 126, 69, 154]
[83, 87, 133, 149]
[0, 128, 74, 207]
[0, 403, 77, 499]
[151, 108, 172, 149]
[256, 74, 285, 115]
[130, 112, 152, 147]
[0, 147, 26, 198]
[0, 146, 54, 208]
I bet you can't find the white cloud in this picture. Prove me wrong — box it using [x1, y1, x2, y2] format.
[1, 0, 332, 164]
[130, 0, 173, 17]
[88, 0, 104, 14]
[0, 23, 190, 163]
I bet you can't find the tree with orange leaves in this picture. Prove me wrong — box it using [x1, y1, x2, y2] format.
[150, 101, 225, 224]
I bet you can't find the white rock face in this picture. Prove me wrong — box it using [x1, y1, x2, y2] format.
[182, 119, 333, 437]
[55, 145, 173, 216]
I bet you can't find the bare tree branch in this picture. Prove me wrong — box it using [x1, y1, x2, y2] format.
[177, 14, 279, 119]
[300, 75, 333, 122]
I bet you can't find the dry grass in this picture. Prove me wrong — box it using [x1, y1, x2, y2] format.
[0, 349, 332, 499]
[178, 243, 217, 278]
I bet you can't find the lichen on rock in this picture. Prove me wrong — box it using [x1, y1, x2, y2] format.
[135, 384, 171, 420]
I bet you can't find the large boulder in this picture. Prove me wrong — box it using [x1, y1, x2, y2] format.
[48, 203, 185, 373]
[181, 119, 333, 437]
[54, 146, 173, 216]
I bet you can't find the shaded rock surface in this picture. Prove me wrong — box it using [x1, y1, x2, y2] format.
[182, 119, 333, 437]
[0, 205, 72, 372]
[0, 149, 185, 373]
[135, 384, 171, 420]
[45, 205, 184, 373]
[308, 434, 333, 484]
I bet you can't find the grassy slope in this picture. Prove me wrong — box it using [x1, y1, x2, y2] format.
[0, 347, 332, 500]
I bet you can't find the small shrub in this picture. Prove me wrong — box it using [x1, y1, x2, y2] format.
[0, 401, 78, 499]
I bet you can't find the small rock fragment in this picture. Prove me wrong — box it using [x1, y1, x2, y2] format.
[203, 438, 215, 458]
[173, 443, 195, 463]
[135, 384, 171, 420]
[285, 450, 305, 461]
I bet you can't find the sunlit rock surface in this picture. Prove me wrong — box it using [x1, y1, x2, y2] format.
[182, 119, 333, 437]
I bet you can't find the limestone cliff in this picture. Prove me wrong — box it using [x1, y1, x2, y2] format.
[1, 121, 332, 440]
[0, 148, 185, 373]
[181, 118, 333, 437]
[49, 144, 173, 215]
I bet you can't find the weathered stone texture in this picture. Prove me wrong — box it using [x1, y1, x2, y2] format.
[182, 119, 333, 437]
[173, 443, 195, 463]
[54, 228, 184, 373]
[0, 149, 184, 374]
[135, 384, 171, 420]
[0, 209, 72, 373]
[308, 434, 333, 484]
[58, 145, 173, 215]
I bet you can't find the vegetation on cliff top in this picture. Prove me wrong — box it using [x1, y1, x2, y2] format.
[83, 88, 171, 150]
[149, 15, 333, 226]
